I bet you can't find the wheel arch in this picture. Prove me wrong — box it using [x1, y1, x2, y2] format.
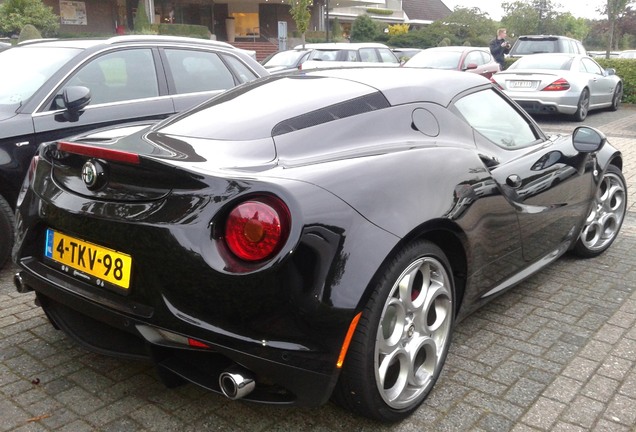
[357, 219, 469, 319]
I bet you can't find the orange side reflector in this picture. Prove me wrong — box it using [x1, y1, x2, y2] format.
[336, 312, 362, 368]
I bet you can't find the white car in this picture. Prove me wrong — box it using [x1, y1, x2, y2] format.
[293, 42, 400, 70]
[491, 53, 622, 121]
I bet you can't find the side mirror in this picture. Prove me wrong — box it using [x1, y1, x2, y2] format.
[604, 68, 616, 76]
[58, 86, 91, 122]
[463, 63, 478, 71]
[63, 86, 91, 112]
[572, 126, 607, 153]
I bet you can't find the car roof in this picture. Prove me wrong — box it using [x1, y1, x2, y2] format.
[424, 46, 489, 52]
[517, 35, 578, 41]
[295, 42, 390, 50]
[16, 35, 238, 50]
[298, 67, 490, 106]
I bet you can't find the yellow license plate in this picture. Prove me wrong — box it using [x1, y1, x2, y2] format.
[44, 228, 132, 290]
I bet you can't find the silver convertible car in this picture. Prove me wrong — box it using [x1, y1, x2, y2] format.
[491, 53, 622, 121]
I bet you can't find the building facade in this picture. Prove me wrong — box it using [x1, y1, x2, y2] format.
[39, 0, 450, 41]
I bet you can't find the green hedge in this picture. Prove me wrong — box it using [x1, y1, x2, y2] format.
[504, 57, 636, 104]
[597, 58, 636, 104]
[152, 23, 210, 39]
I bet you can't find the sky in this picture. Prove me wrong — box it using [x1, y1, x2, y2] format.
[441, 0, 607, 21]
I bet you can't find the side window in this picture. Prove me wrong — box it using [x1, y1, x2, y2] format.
[63, 49, 158, 105]
[222, 54, 259, 83]
[359, 48, 378, 62]
[582, 58, 603, 75]
[165, 49, 236, 94]
[345, 50, 358, 61]
[454, 89, 539, 149]
[463, 51, 483, 68]
[378, 48, 398, 63]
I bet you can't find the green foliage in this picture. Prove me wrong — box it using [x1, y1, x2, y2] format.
[598, 58, 636, 103]
[365, 8, 394, 16]
[0, 0, 59, 37]
[134, 0, 151, 32]
[331, 17, 344, 42]
[289, 0, 312, 46]
[350, 14, 380, 42]
[17, 23, 41, 42]
[155, 23, 210, 39]
[438, 37, 451, 46]
[442, 7, 497, 46]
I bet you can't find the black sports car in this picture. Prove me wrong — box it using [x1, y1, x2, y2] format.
[13, 68, 626, 422]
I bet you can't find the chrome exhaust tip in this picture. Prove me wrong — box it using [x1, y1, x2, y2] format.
[219, 366, 256, 400]
[14, 272, 32, 293]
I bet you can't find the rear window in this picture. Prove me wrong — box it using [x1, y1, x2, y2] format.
[158, 75, 386, 140]
[512, 39, 558, 55]
[509, 54, 573, 70]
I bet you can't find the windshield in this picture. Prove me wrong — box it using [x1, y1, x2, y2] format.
[406, 50, 461, 69]
[264, 50, 308, 67]
[0, 46, 81, 109]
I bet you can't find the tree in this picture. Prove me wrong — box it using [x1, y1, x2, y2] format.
[134, 0, 151, 33]
[442, 7, 497, 46]
[289, 0, 312, 48]
[350, 14, 380, 42]
[605, 0, 631, 54]
[0, 0, 59, 37]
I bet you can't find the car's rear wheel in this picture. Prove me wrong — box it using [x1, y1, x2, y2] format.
[610, 83, 622, 111]
[573, 165, 627, 258]
[333, 240, 454, 422]
[573, 88, 590, 121]
[0, 195, 15, 269]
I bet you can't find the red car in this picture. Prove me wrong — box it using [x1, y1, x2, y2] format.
[404, 46, 500, 78]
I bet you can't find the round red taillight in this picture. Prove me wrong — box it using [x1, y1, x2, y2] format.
[224, 197, 290, 262]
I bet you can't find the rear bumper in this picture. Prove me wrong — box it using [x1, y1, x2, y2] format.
[506, 92, 579, 115]
[16, 257, 338, 406]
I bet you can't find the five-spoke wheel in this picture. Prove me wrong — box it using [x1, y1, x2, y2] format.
[333, 241, 454, 422]
[573, 165, 627, 257]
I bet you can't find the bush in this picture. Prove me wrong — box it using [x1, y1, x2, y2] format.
[134, 0, 151, 32]
[154, 23, 210, 39]
[17, 24, 41, 43]
[350, 14, 379, 42]
[0, 0, 58, 37]
[598, 58, 636, 104]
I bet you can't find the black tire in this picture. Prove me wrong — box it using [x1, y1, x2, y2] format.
[0, 194, 15, 269]
[333, 240, 455, 422]
[572, 88, 590, 122]
[609, 83, 622, 111]
[572, 165, 627, 258]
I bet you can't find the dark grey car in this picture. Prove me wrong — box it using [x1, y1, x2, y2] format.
[0, 35, 268, 268]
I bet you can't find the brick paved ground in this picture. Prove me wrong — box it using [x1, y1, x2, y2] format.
[1, 109, 635, 431]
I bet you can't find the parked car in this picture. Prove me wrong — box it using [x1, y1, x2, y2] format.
[509, 35, 587, 57]
[0, 35, 268, 269]
[588, 50, 620, 58]
[293, 42, 400, 69]
[404, 46, 500, 78]
[491, 53, 622, 121]
[12, 67, 626, 422]
[261, 48, 312, 73]
[618, 50, 636, 58]
[391, 47, 422, 62]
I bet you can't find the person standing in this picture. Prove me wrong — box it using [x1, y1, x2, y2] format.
[490, 28, 511, 70]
